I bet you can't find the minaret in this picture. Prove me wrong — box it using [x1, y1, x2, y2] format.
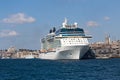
[105, 34, 110, 45]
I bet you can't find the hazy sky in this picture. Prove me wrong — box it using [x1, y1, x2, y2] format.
[0, 0, 120, 49]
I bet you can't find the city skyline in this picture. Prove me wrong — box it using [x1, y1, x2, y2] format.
[0, 0, 120, 49]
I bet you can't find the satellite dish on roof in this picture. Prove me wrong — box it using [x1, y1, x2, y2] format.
[74, 22, 78, 27]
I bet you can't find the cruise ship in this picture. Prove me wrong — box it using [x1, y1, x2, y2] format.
[39, 19, 91, 60]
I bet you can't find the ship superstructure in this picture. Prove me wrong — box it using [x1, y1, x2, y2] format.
[39, 19, 91, 59]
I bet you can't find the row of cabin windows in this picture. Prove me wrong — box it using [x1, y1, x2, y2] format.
[62, 38, 88, 44]
[63, 38, 86, 40]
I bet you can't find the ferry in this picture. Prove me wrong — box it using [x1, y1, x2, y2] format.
[39, 19, 91, 60]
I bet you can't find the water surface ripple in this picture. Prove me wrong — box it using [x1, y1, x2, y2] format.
[0, 58, 120, 80]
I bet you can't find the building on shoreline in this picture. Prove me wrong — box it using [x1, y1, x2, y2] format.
[0, 47, 39, 59]
[90, 35, 120, 58]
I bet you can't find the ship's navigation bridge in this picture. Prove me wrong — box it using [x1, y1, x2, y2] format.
[55, 19, 85, 37]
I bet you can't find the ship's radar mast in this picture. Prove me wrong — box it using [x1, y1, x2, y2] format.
[62, 18, 78, 28]
[64, 18, 67, 24]
[62, 18, 68, 28]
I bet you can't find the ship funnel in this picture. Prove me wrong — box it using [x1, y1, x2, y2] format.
[53, 27, 56, 32]
[49, 27, 56, 33]
[49, 29, 52, 33]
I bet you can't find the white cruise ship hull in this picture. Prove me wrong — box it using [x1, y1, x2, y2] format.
[39, 45, 89, 60]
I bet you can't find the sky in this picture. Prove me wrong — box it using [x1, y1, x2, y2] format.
[0, 0, 120, 50]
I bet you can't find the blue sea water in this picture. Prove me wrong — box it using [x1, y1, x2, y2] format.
[0, 58, 120, 80]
